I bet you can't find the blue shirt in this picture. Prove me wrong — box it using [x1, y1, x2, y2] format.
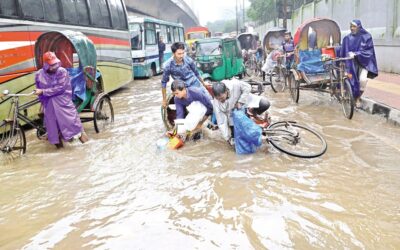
[161, 56, 201, 88]
[174, 87, 213, 119]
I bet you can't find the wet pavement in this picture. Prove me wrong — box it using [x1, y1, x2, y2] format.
[1, 76, 400, 249]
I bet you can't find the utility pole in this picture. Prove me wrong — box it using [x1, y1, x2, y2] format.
[242, 0, 245, 32]
[236, 0, 239, 35]
[283, 0, 287, 29]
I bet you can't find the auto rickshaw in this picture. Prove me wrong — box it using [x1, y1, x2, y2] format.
[35, 30, 114, 132]
[289, 18, 355, 119]
[194, 38, 245, 81]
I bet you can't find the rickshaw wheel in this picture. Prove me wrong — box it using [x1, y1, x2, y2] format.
[288, 73, 300, 103]
[93, 96, 114, 133]
[270, 67, 286, 93]
[341, 79, 354, 119]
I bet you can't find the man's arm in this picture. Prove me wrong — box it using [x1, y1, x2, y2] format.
[188, 57, 207, 86]
[237, 81, 251, 105]
[175, 99, 185, 119]
[161, 64, 170, 107]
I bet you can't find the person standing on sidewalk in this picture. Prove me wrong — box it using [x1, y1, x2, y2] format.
[161, 42, 209, 108]
[158, 36, 166, 70]
[340, 19, 378, 108]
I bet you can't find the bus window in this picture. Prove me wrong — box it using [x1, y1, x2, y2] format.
[108, 0, 127, 29]
[173, 27, 179, 42]
[179, 28, 184, 42]
[20, 0, 44, 20]
[167, 26, 172, 43]
[61, 0, 89, 25]
[145, 23, 156, 45]
[42, 0, 61, 22]
[75, 0, 90, 25]
[0, 0, 18, 17]
[160, 25, 168, 43]
[88, 0, 111, 28]
[130, 23, 142, 50]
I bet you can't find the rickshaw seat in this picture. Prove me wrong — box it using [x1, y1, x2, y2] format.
[297, 49, 325, 74]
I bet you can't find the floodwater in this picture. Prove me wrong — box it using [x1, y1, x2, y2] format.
[1, 76, 400, 249]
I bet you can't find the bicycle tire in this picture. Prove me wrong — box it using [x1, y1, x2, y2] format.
[270, 67, 286, 93]
[0, 121, 26, 158]
[288, 73, 300, 103]
[94, 96, 114, 133]
[341, 79, 354, 119]
[266, 121, 327, 158]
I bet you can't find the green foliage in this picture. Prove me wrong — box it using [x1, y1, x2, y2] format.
[247, 0, 277, 24]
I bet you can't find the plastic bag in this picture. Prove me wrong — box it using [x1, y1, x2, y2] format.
[174, 101, 207, 133]
[232, 109, 262, 154]
[66, 67, 86, 102]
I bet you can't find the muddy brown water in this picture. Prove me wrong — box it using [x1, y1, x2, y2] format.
[1, 77, 399, 249]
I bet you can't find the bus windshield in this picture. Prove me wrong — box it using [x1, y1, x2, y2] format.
[188, 32, 206, 40]
[196, 42, 221, 56]
[130, 23, 142, 50]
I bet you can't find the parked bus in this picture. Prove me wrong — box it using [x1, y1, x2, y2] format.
[129, 16, 184, 78]
[185, 26, 211, 49]
[0, 0, 133, 122]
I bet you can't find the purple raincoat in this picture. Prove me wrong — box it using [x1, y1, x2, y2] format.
[340, 19, 378, 97]
[35, 64, 83, 144]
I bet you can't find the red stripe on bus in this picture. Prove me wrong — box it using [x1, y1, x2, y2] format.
[0, 69, 35, 85]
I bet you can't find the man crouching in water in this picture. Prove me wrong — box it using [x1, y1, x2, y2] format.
[171, 79, 213, 138]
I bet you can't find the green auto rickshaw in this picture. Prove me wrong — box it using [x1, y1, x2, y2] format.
[194, 38, 244, 81]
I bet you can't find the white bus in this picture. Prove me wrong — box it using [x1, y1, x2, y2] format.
[129, 16, 184, 78]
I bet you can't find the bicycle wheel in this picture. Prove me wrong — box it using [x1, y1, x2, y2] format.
[0, 121, 26, 158]
[94, 96, 114, 133]
[270, 67, 286, 92]
[266, 121, 327, 158]
[340, 79, 354, 119]
[288, 73, 300, 103]
[245, 60, 256, 78]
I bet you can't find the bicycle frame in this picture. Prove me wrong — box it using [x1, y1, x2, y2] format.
[263, 122, 299, 144]
[2, 92, 43, 134]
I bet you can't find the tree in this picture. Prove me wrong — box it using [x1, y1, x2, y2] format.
[247, 0, 277, 24]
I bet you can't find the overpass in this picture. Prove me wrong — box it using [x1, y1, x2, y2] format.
[124, 0, 199, 28]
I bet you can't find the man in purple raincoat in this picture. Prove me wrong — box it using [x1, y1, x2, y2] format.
[340, 19, 378, 107]
[34, 51, 88, 148]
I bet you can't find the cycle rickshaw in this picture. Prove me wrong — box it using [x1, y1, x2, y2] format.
[288, 18, 355, 119]
[237, 33, 263, 78]
[0, 30, 114, 157]
[261, 27, 288, 92]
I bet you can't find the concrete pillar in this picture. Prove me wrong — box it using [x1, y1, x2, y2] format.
[354, 0, 360, 18]
[386, 0, 396, 40]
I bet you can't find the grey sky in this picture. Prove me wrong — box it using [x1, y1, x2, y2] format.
[184, 0, 250, 25]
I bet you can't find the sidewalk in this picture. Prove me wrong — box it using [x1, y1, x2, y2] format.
[361, 72, 400, 125]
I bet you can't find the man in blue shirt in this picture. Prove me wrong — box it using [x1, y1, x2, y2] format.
[161, 42, 208, 108]
[172, 80, 213, 132]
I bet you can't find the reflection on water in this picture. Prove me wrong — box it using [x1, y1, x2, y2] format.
[1, 77, 400, 249]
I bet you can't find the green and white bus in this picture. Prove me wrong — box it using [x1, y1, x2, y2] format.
[129, 16, 184, 78]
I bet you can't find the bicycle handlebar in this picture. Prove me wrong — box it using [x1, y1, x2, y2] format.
[2, 90, 35, 97]
[323, 56, 353, 62]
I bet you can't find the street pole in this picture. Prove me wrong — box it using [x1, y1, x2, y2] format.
[236, 0, 239, 35]
[242, 0, 245, 32]
[283, 0, 287, 29]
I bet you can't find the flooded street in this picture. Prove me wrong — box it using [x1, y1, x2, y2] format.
[1, 76, 400, 249]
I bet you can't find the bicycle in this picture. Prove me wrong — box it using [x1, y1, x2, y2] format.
[248, 113, 327, 158]
[244, 50, 262, 78]
[270, 53, 294, 93]
[0, 90, 45, 159]
[324, 56, 355, 119]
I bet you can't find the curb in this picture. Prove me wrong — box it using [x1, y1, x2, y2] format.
[360, 97, 400, 126]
